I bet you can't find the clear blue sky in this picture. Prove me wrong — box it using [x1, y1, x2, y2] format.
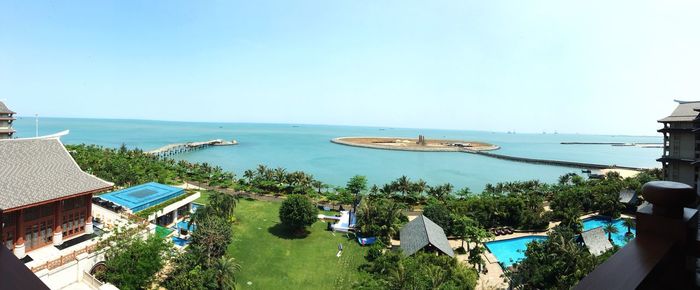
[1, 1, 698, 135]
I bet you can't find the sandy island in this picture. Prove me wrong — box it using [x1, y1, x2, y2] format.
[331, 136, 500, 152]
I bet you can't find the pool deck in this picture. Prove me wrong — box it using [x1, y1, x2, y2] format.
[406, 211, 635, 289]
[472, 212, 636, 289]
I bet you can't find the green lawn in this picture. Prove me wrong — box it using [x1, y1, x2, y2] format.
[155, 225, 174, 239]
[194, 190, 211, 204]
[227, 199, 368, 290]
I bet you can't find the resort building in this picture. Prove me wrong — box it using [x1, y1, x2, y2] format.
[0, 101, 16, 139]
[0, 137, 113, 258]
[94, 182, 199, 230]
[399, 215, 454, 257]
[0, 135, 121, 289]
[657, 100, 700, 193]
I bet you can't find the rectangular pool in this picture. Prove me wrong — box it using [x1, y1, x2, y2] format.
[484, 236, 547, 268]
[100, 182, 185, 213]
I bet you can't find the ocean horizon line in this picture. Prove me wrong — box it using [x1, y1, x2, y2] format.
[13, 115, 660, 138]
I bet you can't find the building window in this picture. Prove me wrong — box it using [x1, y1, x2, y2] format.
[23, 218, 53, 251]
[2, 229, 14, 250]
[62, 208, 87, 239]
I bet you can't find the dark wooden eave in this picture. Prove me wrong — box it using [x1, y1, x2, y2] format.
[0, 245, 49, 289]
[656, 156, 696, 163]
[658, 128, 693, 133]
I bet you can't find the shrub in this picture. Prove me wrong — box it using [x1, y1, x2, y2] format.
[279, 195, 318, 232]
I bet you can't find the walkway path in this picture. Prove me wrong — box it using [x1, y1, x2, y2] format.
[147, 139, 237, 158]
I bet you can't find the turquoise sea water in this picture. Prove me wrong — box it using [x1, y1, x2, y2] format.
[485, 236, 548, 267]
[12, 117, 662, 191]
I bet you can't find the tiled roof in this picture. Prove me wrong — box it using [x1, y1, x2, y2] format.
[618, 189, 637, 204]
[0, 101, 15, 114]
[581, 227, 613, 256]
[400, 215, 454, 257]
[0, 138, 113, 210]
[658, 101, 700, 123]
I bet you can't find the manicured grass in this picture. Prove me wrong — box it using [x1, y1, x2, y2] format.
[228, 199, 369, 289]
[194, 190, 212, 204]
[155, 225, 174, 239]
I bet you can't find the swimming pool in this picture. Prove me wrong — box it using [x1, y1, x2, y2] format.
[100, 182, 185, 213]
[485, 236, 548, 267]
[175, 220, 196, 232]
[172, 236, 190, 247]
[582, 217, 635, 246]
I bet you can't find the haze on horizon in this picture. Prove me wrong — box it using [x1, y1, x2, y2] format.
[1, 1, 699, 136]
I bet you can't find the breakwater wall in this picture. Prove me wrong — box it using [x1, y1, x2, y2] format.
[465, 150, 647, 171]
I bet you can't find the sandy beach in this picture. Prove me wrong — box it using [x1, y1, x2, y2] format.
[331, 136, 500, 152]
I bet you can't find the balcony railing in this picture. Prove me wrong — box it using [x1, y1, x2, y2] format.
[575, 181, 699, 290]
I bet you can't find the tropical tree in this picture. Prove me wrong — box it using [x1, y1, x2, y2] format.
[207, 191, 238, 221]
[356, 250, 478, 289]
[243, 169, 254, 183]
[279, 195, 318, 233]
[355, 197, 405, 244]
[455, 187, 472, 199]
[190, 213, 234, 266]
[395, 175, 412, 199]
[622, 218, 635, 235]
[603, 222, 619, 242]
[451, 215, 476, 249]
[464, 225, 493, 253]
[312, 180, 323, 194]
[508, 226, 599, 289]
[96, 227, 171, 290]
[346, 175, 368, 211]
[346, 175, 368, 195]
[467, 246, 485, 272]
[427, 183, 454, 202]
[213, 257, 241, 290]
[422, 203, 452, 235]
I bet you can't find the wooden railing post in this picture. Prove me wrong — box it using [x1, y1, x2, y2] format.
[576, 181, 698, 289]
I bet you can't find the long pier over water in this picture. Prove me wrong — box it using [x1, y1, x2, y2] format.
[146, 139, 237, 158]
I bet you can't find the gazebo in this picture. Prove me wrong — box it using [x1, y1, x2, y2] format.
[618, 189, 638, 211]
[580, 227, 613, 256]
[399, 215, 454, 257]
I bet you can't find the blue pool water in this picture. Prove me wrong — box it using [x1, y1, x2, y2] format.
[100, 182, 185, 213]
[485, 236, 548, 267]
[172, 236, 190, 247]
[582, 217, 635, 246]
[191, 203, 203, 212]
[176, 220, 196, 232]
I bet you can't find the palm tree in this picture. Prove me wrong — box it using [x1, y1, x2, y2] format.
[243, 169, 254, 183]
[380, 184, 394, 197]
[622, 218, 635, 235]
[213, 256, 241, 290]
[395, 176, 412, 198]
[412, 179, 428, 195]
[256, 164, 269, 179]
[209, 191, 238, 220]
[273, 167, 287, 183]
[602, 222, 619, 242]
[312, 180, 323, 194]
